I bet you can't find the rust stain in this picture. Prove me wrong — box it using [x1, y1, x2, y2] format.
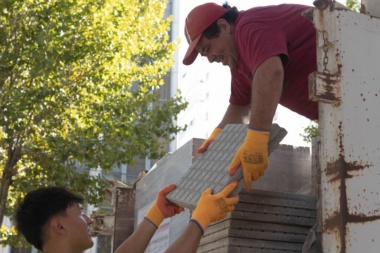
[318, 73, 341, 103]
[324, 125, 378, 253]
[360, 3, 367, 14]
[349, 213, 380, 223]
[313, 0, 335, 10]
[326, 121, 371, 178]
[337, 64, 342, 73]
[326, 156, 371, 180]
[346, 161, 370, 172]
[338, 123, 344, 152]
[316, 7, 325, 28]
[313, 0, 328, 10]
[324, 154, 348, 253]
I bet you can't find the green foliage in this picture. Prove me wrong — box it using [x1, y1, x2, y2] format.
[346, 0, 361, 12]
[300, 120, 319, 143]
[0, 0, 187, 246]
[0, 225, 28, 248]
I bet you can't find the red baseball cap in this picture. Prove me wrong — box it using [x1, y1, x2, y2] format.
[183, 3, 228, 65]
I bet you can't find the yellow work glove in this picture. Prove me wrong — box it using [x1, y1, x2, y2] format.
[190, 181, 239, 234]
[197, 128, 222, 153]
[228, 129, 270, 190]
[145, 184, 185, 228]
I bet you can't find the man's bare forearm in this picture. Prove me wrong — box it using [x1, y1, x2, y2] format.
[164, 222, 202, 253]
[249, 56, 284, 130]
[113, 219, 156, 253]
[217, 103, 250, 129]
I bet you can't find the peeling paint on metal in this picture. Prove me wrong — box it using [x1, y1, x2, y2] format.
[313, 0, 335, 11]
[324, 154, 380, 253]
[324, 123, 379, 253]
[309, 69, 342, 104]
[317, 73, 342, 103]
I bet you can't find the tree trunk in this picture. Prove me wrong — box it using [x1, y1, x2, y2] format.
[0, 145, 21, 227]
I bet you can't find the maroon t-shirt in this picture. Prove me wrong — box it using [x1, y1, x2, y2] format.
[230, 4, 318, 120]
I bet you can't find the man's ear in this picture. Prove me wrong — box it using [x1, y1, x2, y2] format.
[217, 19, 231, 34]
[50, 216, 66, 235]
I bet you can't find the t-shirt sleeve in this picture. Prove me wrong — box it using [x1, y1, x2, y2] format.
[230, 69, 252, 105]
[238, 23, 289, 74]
[229, 21, 290, 106]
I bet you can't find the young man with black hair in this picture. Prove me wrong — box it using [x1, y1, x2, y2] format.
[183, 2, 317, 190]
[15, 182, 238, 253]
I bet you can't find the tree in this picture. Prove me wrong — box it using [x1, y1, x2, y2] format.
[346, 0, 361, 12]
[0, 0, 187, 245]
[300, 120, 319, 143]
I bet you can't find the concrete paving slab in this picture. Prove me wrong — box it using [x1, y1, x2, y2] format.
[166, 124, 287, 210]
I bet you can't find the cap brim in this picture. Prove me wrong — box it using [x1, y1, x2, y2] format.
[183, 34, 201, 65]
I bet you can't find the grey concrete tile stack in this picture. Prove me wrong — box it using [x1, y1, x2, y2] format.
[197, 189, 317, 253]
[163, 123, 316, 253]
[251, 144, 313, 196]
[135, 124, 316, 253]
[166, 123, 288, 210]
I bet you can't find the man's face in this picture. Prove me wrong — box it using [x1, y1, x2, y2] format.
[61, 203, 94, 251]
[195, 19, 238, 69]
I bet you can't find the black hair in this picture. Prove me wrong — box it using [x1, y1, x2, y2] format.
[203, 3, 239, 39]
[15, 187, 84, 251]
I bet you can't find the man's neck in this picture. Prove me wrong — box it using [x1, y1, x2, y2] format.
[43, 241, 84, 253]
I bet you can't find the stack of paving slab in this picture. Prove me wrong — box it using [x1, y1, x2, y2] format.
[197, 189, 317, 253]
[166, 124, 312, 210]
[165, 124, 316, 253]
[135, 124, 315, 253]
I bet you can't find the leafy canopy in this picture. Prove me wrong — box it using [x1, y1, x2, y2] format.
[0, 0, 187, 246]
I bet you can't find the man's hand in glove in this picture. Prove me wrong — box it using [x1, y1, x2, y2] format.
[190, 181, 239, 234]
[145, 184, 185, 228]
[228, 129, 269, 190]
[197, 128, 222, 153]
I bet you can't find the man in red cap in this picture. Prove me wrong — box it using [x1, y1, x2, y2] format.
[183, 2, 317, 190]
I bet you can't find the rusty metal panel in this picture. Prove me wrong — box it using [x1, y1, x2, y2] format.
[310, 6, 380, 253]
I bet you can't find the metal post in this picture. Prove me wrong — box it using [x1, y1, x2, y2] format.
[308, 5, 380, 253]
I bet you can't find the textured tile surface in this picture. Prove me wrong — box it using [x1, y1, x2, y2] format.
[167, 124, 287, 210]
[251, 144, 312, 195]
